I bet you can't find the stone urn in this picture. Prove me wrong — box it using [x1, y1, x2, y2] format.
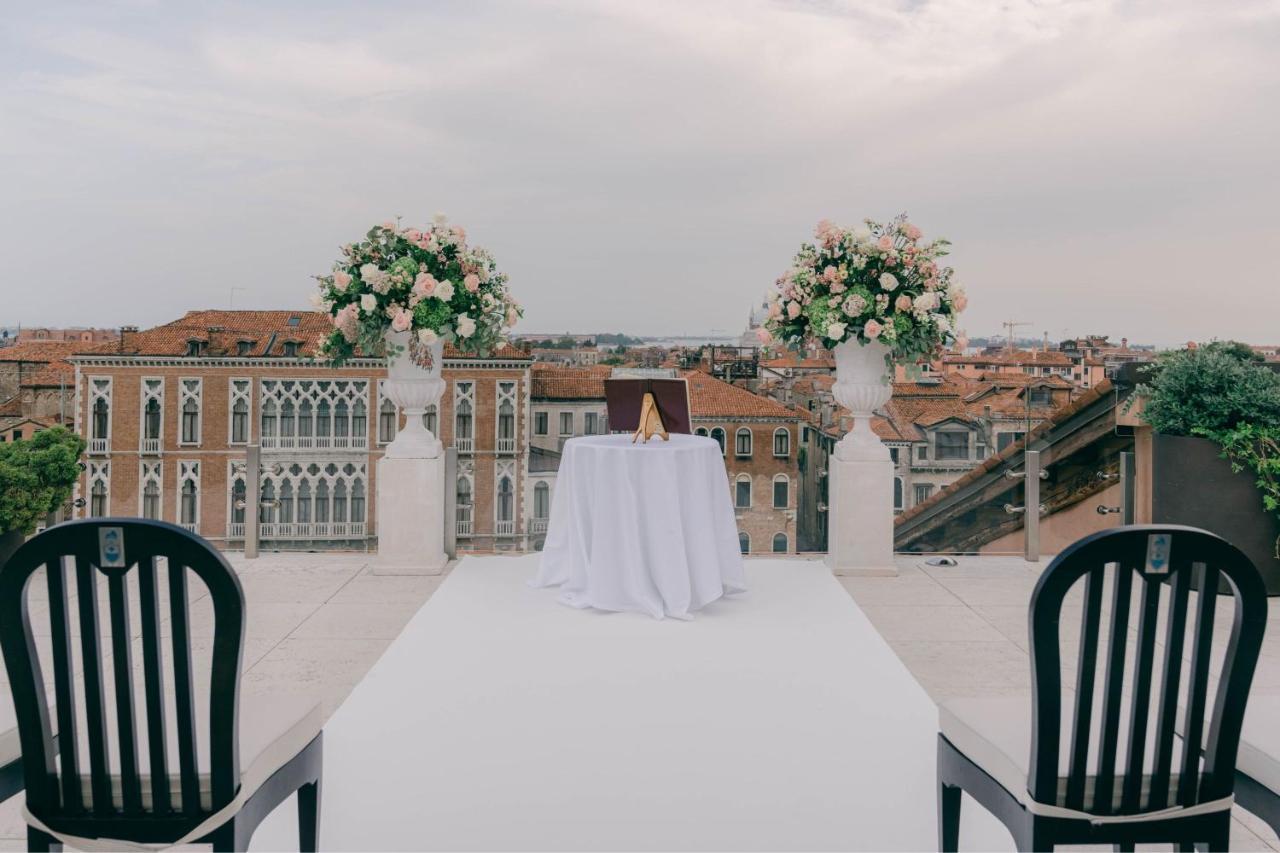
[382, 330, 445, 459]
[831, 339, 892, 462]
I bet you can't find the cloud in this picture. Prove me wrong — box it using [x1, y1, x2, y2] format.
[0, 0, 1277, 344]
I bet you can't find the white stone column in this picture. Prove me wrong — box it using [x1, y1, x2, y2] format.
[373, 334, 448, 576]
[824, 340, 897, 577]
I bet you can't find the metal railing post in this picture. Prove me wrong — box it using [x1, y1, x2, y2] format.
[444, 447, 458, 560]
[1120, 450, 1135, 525]
[1024, 450, 1041, 562]
[245, 443, 261, 560]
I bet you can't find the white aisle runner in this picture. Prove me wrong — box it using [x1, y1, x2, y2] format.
[251, 556, 1012, 851]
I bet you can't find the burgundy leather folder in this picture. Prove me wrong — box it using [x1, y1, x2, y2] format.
[604, 378, 693, 435]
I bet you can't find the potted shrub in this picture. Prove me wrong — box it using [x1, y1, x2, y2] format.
[1137, 342, 1280, 593]
[0, 427, 86, 566]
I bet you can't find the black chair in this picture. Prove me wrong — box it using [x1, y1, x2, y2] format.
[937, 525, 1268, 851]
[1231, 696, 1280, 839]
[0, 518, 323, 851]
[1, 697, 21, 802]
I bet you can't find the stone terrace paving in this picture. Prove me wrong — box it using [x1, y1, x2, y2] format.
[3, 552, 1280, 850]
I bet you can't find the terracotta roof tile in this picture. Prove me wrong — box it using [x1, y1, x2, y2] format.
[683, 371, 802, 420]
[72, 310, 532, 361]
[0, 341, 81, 363]
[530, 364, 611, 399]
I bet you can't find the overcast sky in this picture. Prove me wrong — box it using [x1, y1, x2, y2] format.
[1, 1, 1277, 345]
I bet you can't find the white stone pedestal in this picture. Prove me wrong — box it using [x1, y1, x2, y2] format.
[373, 454, 448, 576]
[825, 453, 897, 576]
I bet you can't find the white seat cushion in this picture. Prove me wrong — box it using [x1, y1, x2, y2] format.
[940, 694, 1190, 811]
[0, 689, 17, 768]
[1239, 695, 1280, 797]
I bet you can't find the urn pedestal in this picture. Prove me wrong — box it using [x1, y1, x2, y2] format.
[825, 339, 897, 577]
[374, 332, 448, 576]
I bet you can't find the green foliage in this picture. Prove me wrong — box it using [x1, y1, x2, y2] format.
[1139, 346, 1280, 553]
[0, 427, 85, 535]
[1138, 345, 1280, 436]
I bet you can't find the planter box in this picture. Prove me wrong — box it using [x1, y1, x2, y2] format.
[1150, 433, 1280, 595]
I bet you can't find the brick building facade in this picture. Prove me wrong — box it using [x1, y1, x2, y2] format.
[68, 310, 534, 551]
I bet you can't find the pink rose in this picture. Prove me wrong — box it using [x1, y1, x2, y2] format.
[877, 235, 894, 252]
[413, 272, 437, 297]
[333, 270, 352, 290]
[787, 301, 802, 319]
[755, 327, 772, 344]
[864, 319, 883, 339]
[953, 294, 969, 312]
[767, 301, 782, 319]
[390, 307, 412, 332]
[464, 273, 480, 293]
[822, 265, 839, 282]
[903, 223, 922, 240]
[895, 294, 913, 312]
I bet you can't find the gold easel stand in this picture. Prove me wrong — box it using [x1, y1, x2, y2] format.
[632, 392, 670, 443]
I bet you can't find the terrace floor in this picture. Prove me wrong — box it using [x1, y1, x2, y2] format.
[2, 551, 1279, 850]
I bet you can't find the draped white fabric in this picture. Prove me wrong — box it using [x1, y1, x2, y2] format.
[533, 434, 747, 619]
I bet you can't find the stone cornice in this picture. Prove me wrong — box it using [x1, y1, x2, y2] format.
[68, 355, 531, 371]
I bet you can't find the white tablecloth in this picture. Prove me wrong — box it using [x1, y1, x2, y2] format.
[533, 434, 747, 619]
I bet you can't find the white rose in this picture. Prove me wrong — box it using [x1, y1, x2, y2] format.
[826, 320, 847, 340]
[851, 225, 872, 243]
[308, 292, 323, 307]
[879, 273, 899, 291]
[435, 279, 455, 302]
[359, 263, 380, 283]
[360, 293, 377, 313]
[931, 314, 952, 334]
[456, 314, 477, 338]
[417, 328, 439, 345]
[913, 292, 938, 313]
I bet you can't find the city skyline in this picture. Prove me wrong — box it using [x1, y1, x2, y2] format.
[2, 1, 1278, 346]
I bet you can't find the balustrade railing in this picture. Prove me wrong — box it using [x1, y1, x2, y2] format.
[260, 435, 368, 451]
[529, 519, 548, 535]
[88, 438, 109, 455]
[495, 520, 515, 537]
[140, 437, 161, 455]
[456, 519, 473, 537]
[255, 521, 367, 539]
[496, 437, 517, 455]
[455, 437, 474, 455]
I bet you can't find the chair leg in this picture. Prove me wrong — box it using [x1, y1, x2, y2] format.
[299, 777, 322, 852]
[938, 780, 961, 852]
[208, 817, 245, 853]
[27, 827, 62, 852]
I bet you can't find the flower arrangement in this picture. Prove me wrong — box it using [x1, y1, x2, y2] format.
[761, 214, 967, 363]
[313, 216, 521, 366]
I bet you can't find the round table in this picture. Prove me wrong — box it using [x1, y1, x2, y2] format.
[532, 434, 747, 619]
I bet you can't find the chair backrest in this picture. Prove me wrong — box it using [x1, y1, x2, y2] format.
[1028, 525, 1267, 816]
[0, 518, 245, 826]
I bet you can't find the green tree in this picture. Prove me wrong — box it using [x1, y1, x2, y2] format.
[0, 427, 86, 535]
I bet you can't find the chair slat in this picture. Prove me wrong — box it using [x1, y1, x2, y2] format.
[75, 557, 115, 814]
[1178, 563, 1220, 806]
[1148, 570, 1190, 810]
[137, 554, 171, 814]
[45, 556, 83, 813]
[108, 571, 143, 813]
[168, 560, 203, 814]
[1065, 565, 1104, 809]
[1121, 575, 1161, 812]
[1092, 562, 1133, 814]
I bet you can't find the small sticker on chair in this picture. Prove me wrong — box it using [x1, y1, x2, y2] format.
[1145, 533, 1171, 575]
[99, 527, 126, 568]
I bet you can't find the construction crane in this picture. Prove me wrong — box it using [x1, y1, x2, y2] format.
[1002, 320, 1031, 353]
